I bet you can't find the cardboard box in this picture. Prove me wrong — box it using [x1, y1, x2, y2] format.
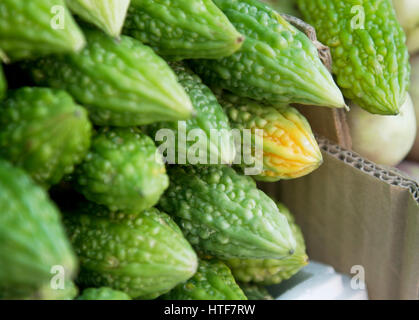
[260, 113, 419, 300]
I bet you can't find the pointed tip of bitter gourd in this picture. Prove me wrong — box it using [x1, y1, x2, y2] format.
[159, 165, 297, 260]
[66, 0, 131, 38]
[225, 201, 309, 285]
[220, 94, 323, 181]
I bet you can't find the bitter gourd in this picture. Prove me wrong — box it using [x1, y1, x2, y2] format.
[74, 127, 169, 214]
[0, 0, 85, 61]
[0, 87, 92, 187]
[297, 0, 410, 115]
[123, 0, 244, 60]
[162, 259, 247, 300]
[220, 94, 322, 181]
[66, 0, 131, 37]
[225, 202, 308, 285]
[239, 283, 273, 300]
[145, 63, 235, 165]
[159, 165, 297, 259]
[191, 0, 345, 109]
[0, 160, 77, 299]
[24, 29, 193, 126]
[64, 203, 198, 299]
[77, 287, 131, 300]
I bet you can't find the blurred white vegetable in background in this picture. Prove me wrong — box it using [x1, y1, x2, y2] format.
[348, 94, 417, 167]
[393, 0, 419, 54]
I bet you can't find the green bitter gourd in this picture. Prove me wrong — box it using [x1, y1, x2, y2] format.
[24, 30, 194, 126]
[191, 0, 345, 109]
[297, 0, 410, 115]
[123, 0, 244, 60]
[0, 0, 85, 61]
[77, 287, 131, 300]
[145, 63, 236, 165]
[159, 165, 297, 260]
[66, 0, 131, 37]
[0, 87, 92, 187]
[225, 202, 308, 285]
[162, 259, 247, 300]
[64, 203, 198, 299]
[74, 127, 169, 214]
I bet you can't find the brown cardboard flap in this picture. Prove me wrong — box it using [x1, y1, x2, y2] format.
[295, 106, 352, 150]
[260, 137, 419, 300]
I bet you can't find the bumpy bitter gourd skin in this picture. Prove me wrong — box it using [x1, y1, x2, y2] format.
[220, 94, 323, 181]
[162, 259, 247, 300]
[0, 160, 77, 299]
[123, 0, 244, 60]
[297, 0, 410, 115]
[0, 87, 92, 187]
[146, 63, 235, 165]
[64, 203, 198, 299]
[25, 30, 193, 126]
[77, 287, 131, 300]
[191, 0, 345, 109]
[225, 202, 308, 285]
[0, 0, 85, 61]
[239, 283, 273, 300]
[66, 0, 131, 37]
[159, 165, 296, 260]
[74, 127, 169, 214]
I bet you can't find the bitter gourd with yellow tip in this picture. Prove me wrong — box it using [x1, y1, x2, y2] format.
[191, 0, 345, 109]
[0, 0, 85, 61]
[159, 165, 297, 260]
[220, 94, 322, 181]
[297, 0, 410, 115]
[24, 30, 194, 126]
[64, 203, 198, 299]
[225, 202, 308, 285]
[74, 127, 169, 214]
[0, 160, 77, 299]
[162, 259, 247, 300]
[145, 63, 236, 165]
[66, 0, 131, 37]
[77, 287, 131, 300]
[0, 87, 92, 187]
[123, 0, 244, 60]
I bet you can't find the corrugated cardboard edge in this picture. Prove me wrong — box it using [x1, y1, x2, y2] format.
[260, 137, 419, 300]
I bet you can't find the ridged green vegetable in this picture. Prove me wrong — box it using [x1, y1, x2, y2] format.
[239, 283, 273, 300]
[64, 203, 198, 299]
[0, 87, 92, 187]
[225, 202, 308, 285]
[24, 30, 193, 126]
[74, 127, 169, 214]
[159, 165, 296, 260]
[297, 0, 410, 115]
[0, 160, 77, 299]
[26, 281, 79, 300]
[66, 0, 131, 37]
[162, 259, 247, 300]
[77, 287, 131, 300]
[191, 0, 345, 109]
[220, 94, 322, 181]
[0, 0, 85, 61]
[123, 0, 244, 60]
[145, 63, 235, 165]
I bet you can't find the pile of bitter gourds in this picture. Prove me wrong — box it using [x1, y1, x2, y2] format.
[0, 0, 409, 300]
